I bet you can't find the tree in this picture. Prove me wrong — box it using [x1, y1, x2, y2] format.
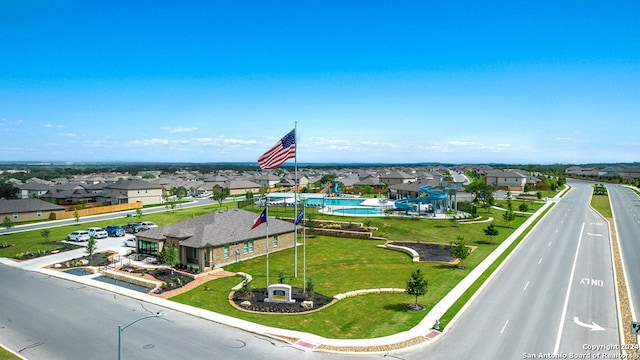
[502, 209, 517, 228]
[2, 216, 13, 230]
[305, 277, 315, 299]
[40, 229, 51, 242]
[405, 268, 428, 310]
[0, 180, 19, 199]
[450, 236, 471, 269]
[519, 202, 529, 212]
[73, 208, 80, 223]
[278, 270, 286, 284]
[484, 223, 499, 244]
[212, 190, 226, 205]
[158, 244, 179, 266]
[136, 208, 143, 219]
[239, 278, 253, 301]
[85, 236, 97, 265]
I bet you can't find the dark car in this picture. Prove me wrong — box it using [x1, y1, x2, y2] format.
[123, 223, 144, 234]
[105, 225, 125, 237]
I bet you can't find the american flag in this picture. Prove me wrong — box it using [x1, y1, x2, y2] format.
[257, 129, 296, 169]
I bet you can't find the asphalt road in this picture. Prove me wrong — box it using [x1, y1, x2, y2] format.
[400, 180, 621, 359]
[0, 264, 381, 360]
[0, 197, 226, 236]
[608, 185, 640, 319]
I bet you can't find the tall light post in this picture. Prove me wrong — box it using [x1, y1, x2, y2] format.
[118, 312, 166, 360]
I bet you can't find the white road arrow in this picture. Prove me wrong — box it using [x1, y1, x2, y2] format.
[573, 316, 605, 331]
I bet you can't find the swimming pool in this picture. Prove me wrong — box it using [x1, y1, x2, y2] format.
[305, 198, 365, 207]
[330, 207, 387, 216]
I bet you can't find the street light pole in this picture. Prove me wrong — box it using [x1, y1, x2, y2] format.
[118, 312, 166, 360]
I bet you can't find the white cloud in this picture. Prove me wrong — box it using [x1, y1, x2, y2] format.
[222, 138, 256, 145]
[128, 138, 170, 146]
[160, 126, 198, 133]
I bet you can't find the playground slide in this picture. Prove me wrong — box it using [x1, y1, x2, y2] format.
[394, 185, 447, 211]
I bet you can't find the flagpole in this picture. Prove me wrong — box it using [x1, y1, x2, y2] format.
[294, 121, 298, 278]
[303, 200, 307, 294]
[265, 202, 270, 288]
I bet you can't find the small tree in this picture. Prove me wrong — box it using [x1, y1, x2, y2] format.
[278, 270, 286, 284]
[503, 209, 517, 228]
[484, 223, 499, 244]
[212, 190, 226, 205]
[86, 236, 97, 265]
[405, 268, 428, 310]
[239, 278, 253, 301]
[450, 236, 471, 269]
[136, 208, 143, 219]
[2, 216, 13, 230]
[40, 229, 51, 242]
[305, 277, 315, 299]
[73, 208, 80, 223]
[158, 244, 179, 267]
[519, 202, 529, 212]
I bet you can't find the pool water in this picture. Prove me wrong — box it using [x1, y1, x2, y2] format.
[305, 198, 364, 207]
[332, 207, 386, 215]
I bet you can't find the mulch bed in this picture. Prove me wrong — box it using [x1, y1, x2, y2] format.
[391, 242, 456, 262]
[233, 287, 333, 313]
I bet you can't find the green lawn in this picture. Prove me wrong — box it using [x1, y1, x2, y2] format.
[0, 202, 234, 258]
[1, 196, 550, 339]
[172, 204, 535, 339]
[0, 345, 19, 360]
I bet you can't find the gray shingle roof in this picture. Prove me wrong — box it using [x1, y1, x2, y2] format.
[138, 208, 295, 249]
[0, 199, 65, 213]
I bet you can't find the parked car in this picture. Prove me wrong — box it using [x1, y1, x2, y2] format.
[140, 221, 158, 230]
[67, 230, 90, 242]
[87, 227, 108, 239]
[123, 223, 144, 234]
[105, 225, 125, 237]
[122, 236, 137, 248]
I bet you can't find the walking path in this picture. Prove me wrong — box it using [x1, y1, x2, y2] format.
[0, 196, 560, 355]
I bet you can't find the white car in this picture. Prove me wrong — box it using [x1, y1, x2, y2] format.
[67, 230, 90, 242]
[87, 227, 108, 239]
[122, 236, 137, 248]
[140, 221, 158, 230]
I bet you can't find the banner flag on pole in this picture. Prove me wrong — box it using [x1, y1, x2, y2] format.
[294, 208, 304, 226]
[257, 129, 296, 169]
[251, 208, 267, 229]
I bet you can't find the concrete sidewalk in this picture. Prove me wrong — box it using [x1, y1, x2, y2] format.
[1, 197, 558, 355]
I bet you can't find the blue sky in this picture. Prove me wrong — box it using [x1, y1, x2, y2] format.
[1, 1, 638, 165]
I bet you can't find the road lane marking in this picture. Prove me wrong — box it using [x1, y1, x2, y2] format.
[501, 320, 509, 334]
[548, 242, 552, 247]
[523, 281, 530, 291]
[538, 258, 543, 265]
[553, 222, 585, 355]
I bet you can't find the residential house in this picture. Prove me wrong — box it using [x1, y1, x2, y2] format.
[105, 179, 163, 205]
[253, 173, 281, 188]
[484, 170, 527, 191]
[15, 182, 52, 199]
[379, 171, 417, 186]
[212, 180, 262, 196]
[0, 198, 65, 222]
[135, 208, 296, 270]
